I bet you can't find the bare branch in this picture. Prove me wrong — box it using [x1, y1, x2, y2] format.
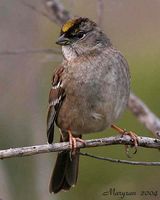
[0, 135, 159, 160]
[97, 0, 104, 27]
[20, 1, 53, 22]
[0, 48, 60, 56]
[128, 93, 160, 138]
[43, 0, 71, 25]
[80, 152, 160, 166]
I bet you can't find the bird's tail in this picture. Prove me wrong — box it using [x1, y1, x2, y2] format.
[49, 137, 80, 193]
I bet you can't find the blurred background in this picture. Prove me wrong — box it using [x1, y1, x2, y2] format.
[0, 0, 160, 199]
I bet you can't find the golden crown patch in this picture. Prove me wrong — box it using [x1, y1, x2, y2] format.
[62, 19, 77, 32]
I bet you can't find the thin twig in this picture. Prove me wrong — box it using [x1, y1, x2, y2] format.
[0, 48, 61, 56]
[20, 1, 53, 22]
[0, 135, 159, 160]
[80, 152, 160, 166]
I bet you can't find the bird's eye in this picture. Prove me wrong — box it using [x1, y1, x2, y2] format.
[77, 31, 85, 39]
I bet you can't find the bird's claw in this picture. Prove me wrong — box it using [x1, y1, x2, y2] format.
[111, 124, 139, 157]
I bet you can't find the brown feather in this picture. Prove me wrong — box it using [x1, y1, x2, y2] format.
[47, 66, 65, 144]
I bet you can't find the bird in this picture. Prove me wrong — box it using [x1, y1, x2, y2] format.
[47, 17, 131, 193]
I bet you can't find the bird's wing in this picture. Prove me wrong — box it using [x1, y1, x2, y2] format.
[47, 66, 66, 144]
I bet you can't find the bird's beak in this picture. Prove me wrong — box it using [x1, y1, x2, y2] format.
[56, 34, 71, 46]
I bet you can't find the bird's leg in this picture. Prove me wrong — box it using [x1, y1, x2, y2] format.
[68, 129, 85, 155]
[111, 124, 139, 157]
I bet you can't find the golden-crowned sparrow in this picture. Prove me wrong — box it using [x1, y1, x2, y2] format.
[47, 17, 130, 193]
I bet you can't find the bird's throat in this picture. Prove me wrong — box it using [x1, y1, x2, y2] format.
[62, 46, 78, 61]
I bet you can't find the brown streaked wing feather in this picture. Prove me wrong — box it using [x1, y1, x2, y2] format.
[47, 66, 65, 144]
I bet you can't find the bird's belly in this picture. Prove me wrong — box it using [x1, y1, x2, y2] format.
[57, 92, 115, 135]
[57, 104, 108, 135]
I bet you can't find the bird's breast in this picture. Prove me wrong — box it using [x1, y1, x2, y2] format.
[57, 49, 130, 134]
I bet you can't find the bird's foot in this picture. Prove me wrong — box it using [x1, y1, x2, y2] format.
[111, 124, 139, 157]
[68, 130, 85, 155]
